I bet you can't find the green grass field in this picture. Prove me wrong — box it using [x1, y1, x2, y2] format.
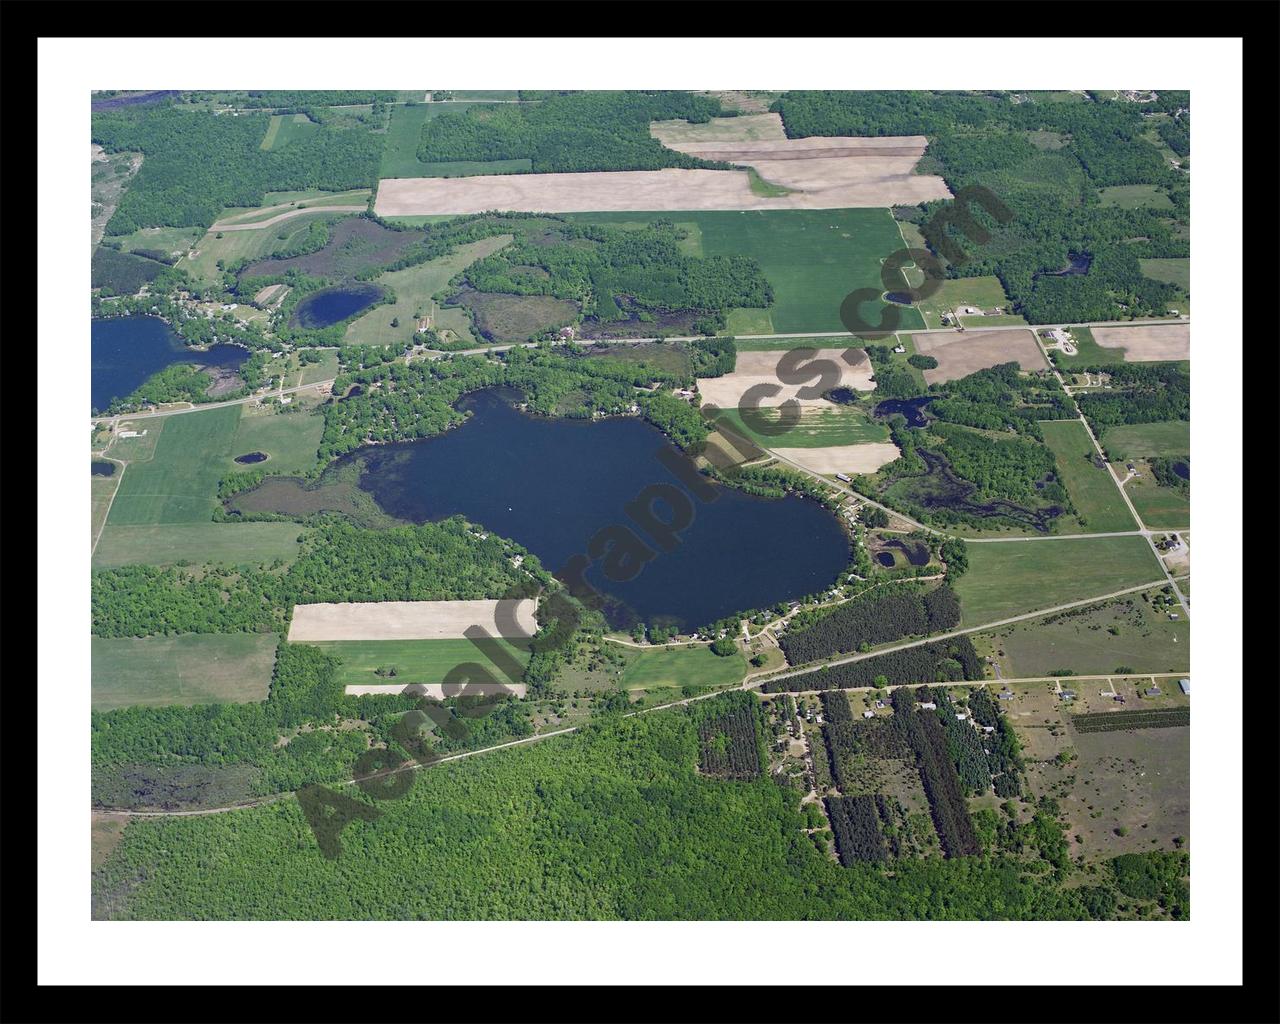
[974, 589, 1189, 677]
[93, 522, 303, 568]
[344, 235, 513, 347]
[217, 190, 370, 226]
[953, 535, 1164, 626]
[1139, 257, 1190, 292]
[616, 644, 747, 691]
[306, 638, 531, 688]
[230, 406, 325, 476]
[568, 209, 925, 335]
[1100, 421, 1190, 460]
[1048, 326, 1129, 369]
[107, 406, 242, 525]
[1039, 419, 1137, 533]
[104, 224, 204, 260]
[712, 406, 890, 448]
[914, 275, 1021, 329]
[1124, 468, 1190, 529]
[92, 633, 279, 710]
[92, 471, 121, 542]
[1097, 185, 1173, 210]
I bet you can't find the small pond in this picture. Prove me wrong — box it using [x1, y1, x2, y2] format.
[873, 396, 936, 428]
[290, 284, 384, 329]
[883, 292, 915, 305]
[825, 387, 859, 405]
[234, 452, 269, 465]
[91, 460, 117, 477]
[1172, 460, 1190, 481]
[1035, 252, 1093, 279]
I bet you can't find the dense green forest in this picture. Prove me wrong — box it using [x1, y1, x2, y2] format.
[761, 635, 983, 693]
[1074, 362, 1189, 431]
[91, 517, 539, 639]
[457, 220, 770, 329]
[779, 584, 961, 665]
[416, 91, 730, 173]
[94, 694, 1138, 920]
[771, 90, 1188, 322]
[92, 102, 381, 232]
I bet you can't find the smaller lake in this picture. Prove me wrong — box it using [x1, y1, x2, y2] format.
[92, 315, 250, 414]
[1035, 252, 1093, 280]
[341, 385, 365, 401]
[234, 452, 269, 465]
[873, 396, 936, 428]
[91, 460, 116, 477]
[1172, 460, 1190, 481]
[290, 284, 384, 329]
[876, 551, 895, 568]
[883, 292, 914, 305]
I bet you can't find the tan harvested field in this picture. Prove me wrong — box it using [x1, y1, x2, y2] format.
[1092, 323, 1190, 362]
[911, 328, 1047, 384]
[253, 284, 286, 304]
[288, 599, 539, 642]
[771, 443, 901, 474]
[375, 149, 950, 216]
[343, 682, 528, 698]
[654, 129, 952, 207]
[696, 349, 876, 409]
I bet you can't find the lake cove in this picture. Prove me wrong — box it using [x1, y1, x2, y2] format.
[289, 284, 384, 329]
[344, 389, 851, 631]
[91, 315, 249, 413]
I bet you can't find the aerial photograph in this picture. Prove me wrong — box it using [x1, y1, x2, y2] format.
[87, 86, 1193, 923]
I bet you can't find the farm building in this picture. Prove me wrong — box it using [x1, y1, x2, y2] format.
[1145, 687, 1162, 697]
[1178, 679, 1190, 695]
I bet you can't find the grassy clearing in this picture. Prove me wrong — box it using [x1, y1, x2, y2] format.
[617, 644, 747, 691]
[217, 189, 371, 226]
[1048, 326, 1129, 369]
[954, 536, 1164, 626]
[92, 633, 279, 710]
[92, 471, 122, 543]
[1026, 130, 1068, 150]
[1139, 257, 1190, 292]
[747, 167, 794, 197]
[733, 335, 851, 351]
[1124, 466, 1190, 529]
[1097, 185, 1173, 210]
[1039, 419, 1137, 533]
[230, 405, 325, 475]
[712, 406, 890, 448]
[1100, 421, 1189, 460]
[974, 589, 1189, 676]
[569, 209, 924, 335]
[104, 225, 204, 260]
[182, 210, 354, 288]
[92, 522, 303, 568]
[915, 276, 1021, 328]
[308, 638, 531, 688]
[259, 115, 285, 150]
[723, 307, 775, 335]
[344, 235, 513, 347]
[107, 406, 242, 525]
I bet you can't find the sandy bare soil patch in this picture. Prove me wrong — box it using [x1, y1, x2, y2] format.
[253, 284, 286, 304]
[912, 329, 1047, 384]
[650, 113, 787, 146]
[343, 682, 528, 698]
[772, 443, 901, 475]
[1092, 324, 1189, 362]
[376, 158, 949, 215]
[697, 349, 876, 409]
[288, 599, 539, 642]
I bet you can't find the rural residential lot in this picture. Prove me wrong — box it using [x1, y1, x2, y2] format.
[88, 87, 1191, 925]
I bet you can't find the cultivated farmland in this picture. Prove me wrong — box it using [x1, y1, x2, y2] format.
[910, 329, 1048, 385]
[287, 599, 540, 642]
[1101, 420, 1190, 460]
[91, 633, 279, 710]
[1091, 323, 1190, 362]
[696, 349, 876, 409]
[1038, 419, 1137, 533]
[953, 536, 1164, 625]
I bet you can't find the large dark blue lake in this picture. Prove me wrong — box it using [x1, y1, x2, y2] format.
[289, 284, 384, 329]
[348, 389, 851, 631]
[91, 315, 249, 413]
